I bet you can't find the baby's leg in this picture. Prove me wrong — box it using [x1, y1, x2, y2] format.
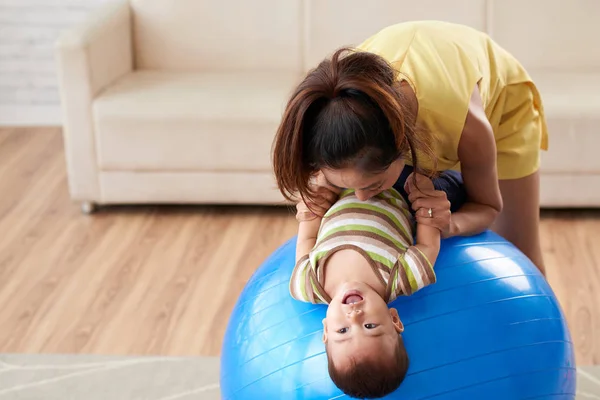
[394, 166, 467, 213]
[431, 170, 467, 213]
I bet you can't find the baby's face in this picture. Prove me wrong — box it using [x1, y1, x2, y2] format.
[323, 282, 404, 366]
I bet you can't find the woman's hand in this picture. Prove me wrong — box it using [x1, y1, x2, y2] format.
[296, 172, 340, 221]
[405, 173, 453, 237]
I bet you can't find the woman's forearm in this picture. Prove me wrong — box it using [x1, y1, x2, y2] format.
[448, 202, 499, 237]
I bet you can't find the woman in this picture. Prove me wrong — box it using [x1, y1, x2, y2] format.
[272, 21, 548, 275]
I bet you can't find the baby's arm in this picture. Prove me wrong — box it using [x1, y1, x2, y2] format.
[388, 174, 441, 297]
[407, 174, 441, 267]
[296, 215, 322, 262]
[413, 216, 441, 267]
[290, 189, 336, 304]
[295, 173, 340, 262]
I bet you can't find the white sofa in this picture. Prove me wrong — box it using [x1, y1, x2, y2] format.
[55, 0, 600, 211]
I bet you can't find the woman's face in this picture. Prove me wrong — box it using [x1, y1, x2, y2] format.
[321, 159, 405, 201]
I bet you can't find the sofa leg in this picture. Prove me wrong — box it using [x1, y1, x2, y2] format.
[81, 202, 97, 214]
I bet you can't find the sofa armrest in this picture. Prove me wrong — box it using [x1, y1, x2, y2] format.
[55, 0, 133, 202]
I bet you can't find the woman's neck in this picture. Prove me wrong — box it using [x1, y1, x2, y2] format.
[322, 249, 387, 299]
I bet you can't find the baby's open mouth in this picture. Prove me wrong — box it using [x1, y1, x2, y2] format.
[342, 291, 364, 304]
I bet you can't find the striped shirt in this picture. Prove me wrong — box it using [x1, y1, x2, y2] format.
[290, 188, 436, 304]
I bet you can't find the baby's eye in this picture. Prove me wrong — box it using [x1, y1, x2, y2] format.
[337, 327, 348, 334]
[364, 323, 378, 329]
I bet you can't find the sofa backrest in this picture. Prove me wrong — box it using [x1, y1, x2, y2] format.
[131, 0, 304, 73]
[303, 0, 600, 73]
[488, 0, 600, 72]
[302, 0, 487, 71]
[130, 0, 600, 74]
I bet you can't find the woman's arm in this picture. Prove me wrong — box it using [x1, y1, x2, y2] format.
[450, 84, 503, 236]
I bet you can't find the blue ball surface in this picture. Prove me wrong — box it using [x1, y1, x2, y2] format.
[220, 231, 576, 399]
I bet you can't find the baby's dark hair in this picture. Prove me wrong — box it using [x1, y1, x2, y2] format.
[326, 335, 409, 398]
[272, 47, 435, 204]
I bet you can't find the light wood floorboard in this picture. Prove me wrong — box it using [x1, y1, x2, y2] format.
[0, 128, 598, 365]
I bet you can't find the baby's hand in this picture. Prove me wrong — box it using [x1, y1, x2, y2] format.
[296, 172, 340, 220]
[404, 172, 434, 195]
[405, 172, 452, 236]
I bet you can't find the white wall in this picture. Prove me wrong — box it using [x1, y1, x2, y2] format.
[0, 0, 110, 126]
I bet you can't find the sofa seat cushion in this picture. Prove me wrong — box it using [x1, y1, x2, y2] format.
[532, 72, 600, 174]
[93, 71, 600, 175]
[93, 71, 301, 172]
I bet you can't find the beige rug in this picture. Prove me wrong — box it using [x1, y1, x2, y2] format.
[0, 354, 599, 399]
[0, 355, 219, 400]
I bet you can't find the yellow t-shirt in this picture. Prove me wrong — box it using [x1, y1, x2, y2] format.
[357, 21, 548, 180]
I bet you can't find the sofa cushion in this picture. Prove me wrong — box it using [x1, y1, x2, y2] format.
[99, 171, 288, 205]
[532, 72, 600, 174]
[93, 71, 301, 172]
[541, 174, 600, 207]
[131, 0, 303, 73]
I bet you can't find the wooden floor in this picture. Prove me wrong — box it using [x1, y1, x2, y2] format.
[0, 128, 598, 366]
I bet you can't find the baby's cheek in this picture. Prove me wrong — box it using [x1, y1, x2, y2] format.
[323, 308, 340, 327]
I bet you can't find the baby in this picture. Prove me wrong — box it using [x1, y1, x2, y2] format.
[289, 173, 441, 399]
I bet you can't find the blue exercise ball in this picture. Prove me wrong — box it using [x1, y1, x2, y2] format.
[220, 231, 576, 399]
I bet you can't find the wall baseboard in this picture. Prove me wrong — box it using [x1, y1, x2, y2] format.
[0, 105, 63, 127]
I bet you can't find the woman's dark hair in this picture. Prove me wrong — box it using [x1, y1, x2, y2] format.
[272, 47, 435, 203]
